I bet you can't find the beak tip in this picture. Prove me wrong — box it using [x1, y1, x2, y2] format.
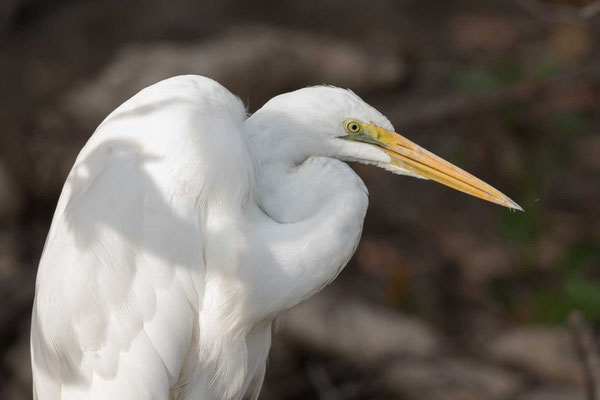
[506, 199, 524, 212]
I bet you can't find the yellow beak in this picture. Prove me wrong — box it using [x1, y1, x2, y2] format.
[355, 123, 522, 210]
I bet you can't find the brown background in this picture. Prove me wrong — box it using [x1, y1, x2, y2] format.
[1, 0, 599, 399]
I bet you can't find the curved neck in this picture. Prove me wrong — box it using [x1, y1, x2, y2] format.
[242, 117, 369, 314]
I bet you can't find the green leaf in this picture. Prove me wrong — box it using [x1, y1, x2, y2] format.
[452, 70, 500, 93]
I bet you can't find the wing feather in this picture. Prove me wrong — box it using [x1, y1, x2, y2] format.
[31, 75, 251, 400]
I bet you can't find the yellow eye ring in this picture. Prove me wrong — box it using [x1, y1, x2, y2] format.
[344, 119, 361, 134]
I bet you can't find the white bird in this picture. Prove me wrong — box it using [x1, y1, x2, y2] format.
[31, 75, 520, 400]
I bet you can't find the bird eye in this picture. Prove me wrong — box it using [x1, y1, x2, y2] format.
[344, 120, 361, 134]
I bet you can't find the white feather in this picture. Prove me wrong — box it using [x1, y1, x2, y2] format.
[31, 75, 409, 399]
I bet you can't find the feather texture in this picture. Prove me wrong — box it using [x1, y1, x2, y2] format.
[32, 75, 392, 399]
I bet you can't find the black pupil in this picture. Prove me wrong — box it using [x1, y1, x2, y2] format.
[351, 124, 358, 131]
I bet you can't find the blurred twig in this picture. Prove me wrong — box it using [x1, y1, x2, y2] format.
[511, 0, 600, 25]
[393, 60, 600, 128]
[567, 311, 600, 400]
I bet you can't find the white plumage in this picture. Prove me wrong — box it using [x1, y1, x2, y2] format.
[31, 75, 519, 400]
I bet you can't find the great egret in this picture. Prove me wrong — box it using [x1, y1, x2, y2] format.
[31, 75, 520, 400]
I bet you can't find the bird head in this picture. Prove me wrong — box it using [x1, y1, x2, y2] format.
[249, 86, 522, 210]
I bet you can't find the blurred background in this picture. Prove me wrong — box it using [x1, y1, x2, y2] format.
[1, 0, 599, 399]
